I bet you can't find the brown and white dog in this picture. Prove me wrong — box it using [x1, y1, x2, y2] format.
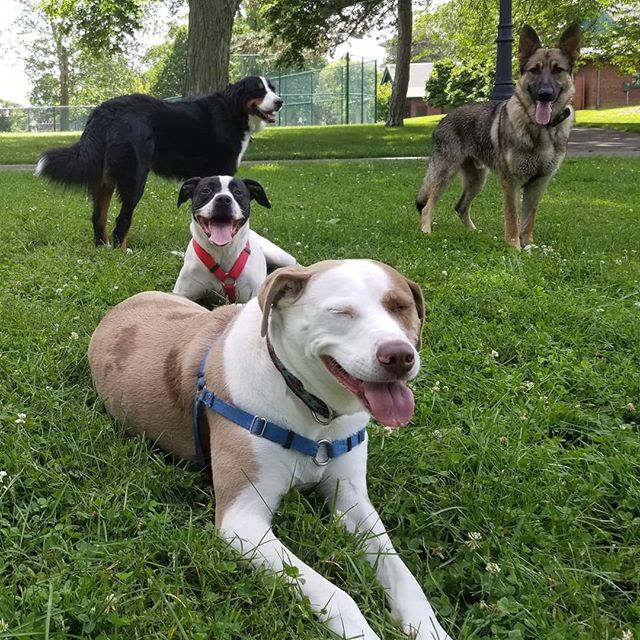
[88, 260, 454, 640]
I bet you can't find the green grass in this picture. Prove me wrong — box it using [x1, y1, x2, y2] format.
[0, 118, 442, 165]
[1, 158, 640, 639]
[575, 106, 640, 134]
[1, 107, 638, 165]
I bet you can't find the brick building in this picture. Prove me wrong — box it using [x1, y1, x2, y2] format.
[381, 63, 443, 117]
[574, 63, 640, 109]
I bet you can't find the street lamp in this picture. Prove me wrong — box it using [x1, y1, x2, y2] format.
[490, 0, 515, 100]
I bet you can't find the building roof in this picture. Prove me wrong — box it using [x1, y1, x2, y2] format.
[381, 63, 435, 99]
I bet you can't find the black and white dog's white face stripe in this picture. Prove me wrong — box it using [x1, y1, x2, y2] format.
[258, 76, 282, 113]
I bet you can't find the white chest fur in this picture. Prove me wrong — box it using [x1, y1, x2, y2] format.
[237, 116, 267, 169]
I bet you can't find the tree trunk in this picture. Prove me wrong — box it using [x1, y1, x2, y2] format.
[186, 0, 241, 96]
[386, 0, 412, 127]
[51, 21, 70, 131]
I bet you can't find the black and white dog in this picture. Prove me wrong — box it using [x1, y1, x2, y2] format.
[36, 76, 282, 249]
[173, 176, 297, 304]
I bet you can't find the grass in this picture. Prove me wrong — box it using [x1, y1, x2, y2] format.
[575, 106, 640, 134]
[0, 117, 442, 165]
[1, 105, 638, 165]
[1, 157, 640, 639]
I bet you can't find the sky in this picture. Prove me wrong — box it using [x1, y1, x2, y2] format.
[0, 0, 390, 106]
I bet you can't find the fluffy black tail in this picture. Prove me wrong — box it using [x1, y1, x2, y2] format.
[35, 126, 104, 191]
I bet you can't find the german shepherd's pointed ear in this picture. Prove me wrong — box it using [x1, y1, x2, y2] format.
[243, 178, 271, 209]
[558, 24, 581, 71]
[258, 265, 310, 337]
[518, 25, 542, 70]
[177, 177, 200, 207]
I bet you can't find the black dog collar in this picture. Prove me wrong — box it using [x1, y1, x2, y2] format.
[266, 337, 337, 424]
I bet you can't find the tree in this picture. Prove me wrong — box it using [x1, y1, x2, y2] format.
[186, 0, 242, 94]
[23, 0, 148, 129]
[591, 2, 640, 72]
[262, 0, 413, 127]
[144, 24, 188, 97]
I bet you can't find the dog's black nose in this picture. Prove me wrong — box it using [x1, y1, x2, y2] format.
[273, 98, 283, 110]
[537, 88, 554, 102]
[376, 341, 415, 377]
[215, 194, 232, 206]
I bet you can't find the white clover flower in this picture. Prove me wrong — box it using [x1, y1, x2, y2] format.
[0, 470, 7, 484]
[431, 381, 441, 393]
[465, 531, 482, 549]
[441, 270, 448, 276]
[490, 350, 499, 358]
[431, 429, 443, 440]
[69, 331, 79, 340]
[596, 308, 605, 313]
[55, 288, 63, 294]
[15, 412, 26, 425]
[0, 619, 8, 632]
[634, 302, 640, 308]
[624, 403, 636, 413]
[522, 380, 534, 391]
[486, 562, 501, 574]
[621, 630, 633, 640]
[105, 593, 118, 612]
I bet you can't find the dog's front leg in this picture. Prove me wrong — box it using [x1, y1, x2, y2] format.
[320, 478, 454, 640]
[520, 174, 551, 247]
[501, 179, 521, 249]
[219, 489, 382, 640]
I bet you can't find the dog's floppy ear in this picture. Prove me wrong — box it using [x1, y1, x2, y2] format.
[404, 278, 425, 350]
[243, 179, 271, 209]
[177, 177, 200, 207]
[558, 23, 581, 70]
[258, 265, 310, 337]
[518, 25, 542, 70]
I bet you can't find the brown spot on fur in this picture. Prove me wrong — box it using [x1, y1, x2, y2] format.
[378, 263, 425, 348]
[113, 325, 138, 369]
[163, 347, 183, 406]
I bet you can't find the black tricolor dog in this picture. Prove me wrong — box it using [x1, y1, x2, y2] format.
[36, 76, 283, 249]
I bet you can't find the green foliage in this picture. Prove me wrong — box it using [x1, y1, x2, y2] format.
[424, 59, 455, 108]
[376, 81, 392, 122]
[591, 2, 640, 72]
[0, 155, 639, 638]
[0, 100, 28, 133]
[425, 59, 492, 108]
[37, 0, 146, 56]
[405, 0, 621, 72]
[144, 24, 188, 98]
[262, 0, 392, 68]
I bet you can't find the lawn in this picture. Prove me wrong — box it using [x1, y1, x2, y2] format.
[1, 106, 638, 165]
[575, 106, 640, 134]
[1, 158, 639, 639]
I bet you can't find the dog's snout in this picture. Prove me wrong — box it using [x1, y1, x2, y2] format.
[273, 97, 284, 110]
[215, 194, 232, 206]
[376, 341, 415, 377]
[537, 87, 554, 102]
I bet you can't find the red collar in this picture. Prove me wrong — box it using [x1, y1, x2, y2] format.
[191, 238, 251, 303]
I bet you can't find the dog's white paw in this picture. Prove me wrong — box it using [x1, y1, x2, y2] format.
[403, 620, 454, 640]
[125, 247, 133, 255]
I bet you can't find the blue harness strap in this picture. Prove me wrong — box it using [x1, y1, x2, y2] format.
[192, 347, 366, 468]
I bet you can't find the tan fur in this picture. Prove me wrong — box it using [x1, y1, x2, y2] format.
[88, 293, 258, 521]
[377, 264, 425, 349]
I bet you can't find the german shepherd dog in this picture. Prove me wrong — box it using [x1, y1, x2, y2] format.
[416, 25, 580, 248]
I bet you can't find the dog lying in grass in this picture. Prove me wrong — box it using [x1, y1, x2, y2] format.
[89, 259, 454, 640]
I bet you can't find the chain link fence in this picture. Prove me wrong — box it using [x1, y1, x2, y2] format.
[0, 55, 377, 133]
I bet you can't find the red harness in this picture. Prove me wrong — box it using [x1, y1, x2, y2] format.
[191, 238, 251, 303]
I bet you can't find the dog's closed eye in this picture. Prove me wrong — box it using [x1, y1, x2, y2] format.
[328, 307, 357, 318]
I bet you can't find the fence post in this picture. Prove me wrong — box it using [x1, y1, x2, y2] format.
[278, 70, 282, 125]
[345, 53, 350, 125]
[374, 59, 378, 123]
[360, 57, 364, 123]
[53, 107, 57, 132]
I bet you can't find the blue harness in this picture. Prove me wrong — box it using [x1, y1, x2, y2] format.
[192, 347, 367, 468]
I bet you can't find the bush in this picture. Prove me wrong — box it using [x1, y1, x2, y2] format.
[426, 58, 493, 108]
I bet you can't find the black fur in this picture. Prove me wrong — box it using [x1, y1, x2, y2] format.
[37, 76, 279, 247]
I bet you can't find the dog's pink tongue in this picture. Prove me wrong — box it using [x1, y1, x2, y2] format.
[209, 223, 233, 246]
[362, 381, 415, 428]
[535, 101, 553, 125]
